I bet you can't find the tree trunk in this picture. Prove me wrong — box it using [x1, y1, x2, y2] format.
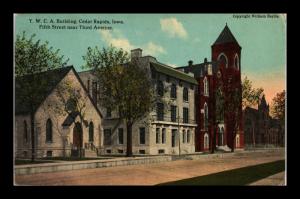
[30, 112, 35, 162]
[126, 122, 133, 157]
[211, 124, 217, 154]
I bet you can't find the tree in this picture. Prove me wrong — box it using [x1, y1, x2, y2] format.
[271, 90, 285, 126]
[242, 76, 264, 109]
[225, 80, 242, 152]
[82, 45, 156, 157]
[212, 86, 225, 154]
[15, 31, 69, 161]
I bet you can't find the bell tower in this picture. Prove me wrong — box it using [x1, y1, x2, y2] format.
[211, 24, 244, 150]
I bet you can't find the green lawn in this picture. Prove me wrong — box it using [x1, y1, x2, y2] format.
[158, 160, 285, 185]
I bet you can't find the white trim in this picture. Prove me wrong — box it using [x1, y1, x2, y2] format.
[234, 53, 240, 70]
[204, 133, 209, 149]
[203, 76, 209, 96]
[217, 53, 228, 68]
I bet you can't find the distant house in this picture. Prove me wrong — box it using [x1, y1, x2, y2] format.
[15, 66, 103, 158]
[243, 95, 285, 147]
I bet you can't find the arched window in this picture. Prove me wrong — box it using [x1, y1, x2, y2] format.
[218, 53, 228, 68]
[236, 134, 240, 148]
[234, 54, 240, 70]
[23, 120, 28, 143]
[183, 87, 188, 101]
[204, 133, 209, 149]
[46, 119, 52, 142]
[157, 80, 164, 96]
[204, 103, 208, 130]
[89, 122, 94, 142]
[203, 77, 209, 96]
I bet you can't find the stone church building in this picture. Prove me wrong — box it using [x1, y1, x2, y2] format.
[244, 95, 285, 147]
[15, 66, 103, 158]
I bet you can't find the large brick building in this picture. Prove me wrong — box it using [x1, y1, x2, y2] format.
[176, 24, 244, 152]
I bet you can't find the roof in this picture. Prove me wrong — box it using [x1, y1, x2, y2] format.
[213, 25, 240, 47]
[150, 62, 198, 84]
[15, 66, 103, 118]
[176, 61, 219, 78]
[62, 111, 89, 127]
[15, 66, 73, 115]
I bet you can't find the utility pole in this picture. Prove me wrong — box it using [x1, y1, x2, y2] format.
[178, 106, 181, 156]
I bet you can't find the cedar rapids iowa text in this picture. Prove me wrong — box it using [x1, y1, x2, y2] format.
[29, 18, 124, 30]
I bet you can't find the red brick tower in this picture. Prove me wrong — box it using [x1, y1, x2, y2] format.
[211, 24, 244, 150]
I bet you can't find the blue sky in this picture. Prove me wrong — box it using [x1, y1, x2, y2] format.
[14, 14, 286, 104]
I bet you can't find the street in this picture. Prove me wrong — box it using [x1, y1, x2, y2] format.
[15, 149, 285, 186]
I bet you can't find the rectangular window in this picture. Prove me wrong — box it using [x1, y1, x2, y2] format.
[171, 105, 177, 122]
[183, 87, 189, 101]
[187, 130, 191, 143]
[104, 129, 112, 145]
[158, 149, 165, 154]
[106, 108, 111, 118]
[106, 149, 111, 154]
[157, 81, 164, 96]
[162, 128, 166, 144]
[139, 150, 145, 154]
[171, 129, 177, 147]
[157, 103, 164, 121]
[171, 84, 177, 98]
[183, 108, 189, 123]
[139, 127, 145, 144]
[118, 128, 124, 144]
[156, 128, 160, 144]
[118, 149, 123, 154]
[46, 151, 52, 157]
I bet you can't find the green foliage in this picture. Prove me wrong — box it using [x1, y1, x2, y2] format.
[83, 46, 155, 124]
[271, 90, 285, 125]
[15, 31, 69, 77]
[242, 76, 264, 109]
[82, 45, 130, 70]
[215, 87, 225, 123]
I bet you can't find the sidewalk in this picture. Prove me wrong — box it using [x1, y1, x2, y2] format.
[15, 149, 285, 185]
[249, 171, 286, 186]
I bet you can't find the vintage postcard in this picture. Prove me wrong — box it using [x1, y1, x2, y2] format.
[14, 14, 286, 186]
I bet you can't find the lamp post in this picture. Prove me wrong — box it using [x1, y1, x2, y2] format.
[178, 106, 181, 156]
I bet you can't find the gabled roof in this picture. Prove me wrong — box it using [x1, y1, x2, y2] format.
[213, 25, 240, 47]
[15, 66, 73, 115]
[150, 62, 198, 84]
[15, 66, 103, 118]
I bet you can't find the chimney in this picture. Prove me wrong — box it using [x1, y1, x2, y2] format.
[131, 48, 142, 59]
[204, 58, 207, 63]
[188, 60, 193, 66]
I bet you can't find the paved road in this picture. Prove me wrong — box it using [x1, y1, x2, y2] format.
[15, 150, 285, 185]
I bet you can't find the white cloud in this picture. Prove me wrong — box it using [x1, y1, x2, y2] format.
[143, 42, 166, 56]
[99, 30, 166, 56]
[160, 18, 188, 39]
[99, 30, 134, 52]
